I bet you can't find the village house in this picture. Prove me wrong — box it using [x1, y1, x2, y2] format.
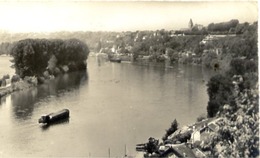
[191, 118, 223, 144]
[192, 148, 207, 158]
[200, 34, 236, 44]
[159, 143, 197, 158]
[0, 75, 11, 89]
[138, 117, 225, 157]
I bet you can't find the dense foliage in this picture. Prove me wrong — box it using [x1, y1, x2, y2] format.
[207, 58, 258, 117]
[201, 76, 259, 157]
[207, 74, 234, 117]
[207, 19, 239, 33]
[162, 119, 179, 141]
[1, 20, 257, 70]
[0, 42, 15, 55]
[11, 38, 89, 79]
[206, 21, 258, 117]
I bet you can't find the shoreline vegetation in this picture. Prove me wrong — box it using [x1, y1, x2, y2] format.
[0, 19, 257, 70]
[0, 75, 36, 98]
[133, 20, 258, 157]
[136, 72, 258, 157]
[0, 38, 90, 98]
[0, 19, 258, 157]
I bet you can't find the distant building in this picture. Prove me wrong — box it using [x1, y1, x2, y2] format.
[177, 19, 204, 34]
[188, 19, 193, 30]
[193, 24, 204, 30]
[200, 34, 235, 44]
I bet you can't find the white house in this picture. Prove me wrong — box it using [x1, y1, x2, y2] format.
[191, 118, 223, 143]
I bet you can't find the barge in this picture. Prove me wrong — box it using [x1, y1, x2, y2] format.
[38, 109, 70, 124]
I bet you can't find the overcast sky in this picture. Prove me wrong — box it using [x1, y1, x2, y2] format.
[0, 1, 257, 33]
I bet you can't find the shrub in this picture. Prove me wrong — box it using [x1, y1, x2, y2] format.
[196, 113, 207, 122]
[11, 75, 20, 83]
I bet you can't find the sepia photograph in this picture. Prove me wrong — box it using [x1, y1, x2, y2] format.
[0, 0, 258, 157]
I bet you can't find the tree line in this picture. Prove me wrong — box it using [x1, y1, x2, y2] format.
[205, 20, 258, 117]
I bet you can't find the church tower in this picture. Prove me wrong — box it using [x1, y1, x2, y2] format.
[188, 19, 193, 30]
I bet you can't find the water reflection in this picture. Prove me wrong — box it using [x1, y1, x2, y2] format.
[96, 54, 109, 67]
[38, 70, 88, 96]
[0, 95, 7, 105]
[0, 57, 217, 157]
[11, 70, 88, 120]
[11, 88, 37, 120]
[41, 118, 70, 131]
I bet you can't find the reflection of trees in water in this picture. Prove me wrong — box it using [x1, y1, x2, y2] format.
[0, 95, 7, 105]
[96, 55, 109, 67]
[54, 70, 88, 91]
[11, 88, 38, 120]
[37, 70, 88, 96]
[177, 64, 211, 107]
[11, 70, 88, 119]
[41, 118, 70, 131]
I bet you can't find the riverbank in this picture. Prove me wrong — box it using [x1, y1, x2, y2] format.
[136, 73, 259, 157]
[0, 77, 37, 98]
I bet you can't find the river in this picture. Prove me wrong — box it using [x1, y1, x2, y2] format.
[0, 56, 215, 157]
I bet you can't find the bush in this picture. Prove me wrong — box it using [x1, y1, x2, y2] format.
[196, 113, 207, 122]
[176, 131, 192, 143]
[229, 58, 246, 76]
[11, 75, 20, 83]
[228, 58, 258, 90]
[242, 73, 258, 90]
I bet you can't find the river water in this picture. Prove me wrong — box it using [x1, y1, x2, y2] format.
[0, 56, 215, 157]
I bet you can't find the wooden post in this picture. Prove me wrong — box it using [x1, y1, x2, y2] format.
[108, 148, 110, 158]
[125, 144, 127, 157]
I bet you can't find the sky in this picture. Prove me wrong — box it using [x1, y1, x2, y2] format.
[0, 1, 258, 33]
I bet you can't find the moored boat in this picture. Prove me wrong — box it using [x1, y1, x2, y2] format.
[38, 109, 70, 124]
[109, 57, 121, 63]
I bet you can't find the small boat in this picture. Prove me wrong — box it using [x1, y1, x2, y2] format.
[38, 109, 70, 124]
[109, 57, 121, 63]
[136, 143, 147, 152]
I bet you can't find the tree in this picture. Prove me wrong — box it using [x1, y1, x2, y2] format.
[47, 55, 58, 74]
[162, 119, 178, 141]
[207, 19, 239, 33]
[235, 22, 249, 34]
[207, 74, 234, 117]
[207, 99, 221, 117]
[95, 40, 102, 52]
[208, 23, 215, 32]
[228, 58, 258, 76]
[202, 50, 218, 68]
